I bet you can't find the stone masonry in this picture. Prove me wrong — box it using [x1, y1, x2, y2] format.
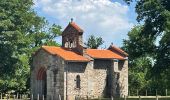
[31, 21, 128, 100]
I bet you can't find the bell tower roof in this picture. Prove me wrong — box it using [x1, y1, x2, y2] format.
[62, 21, 84, 49]
[62, 21, 83, 36]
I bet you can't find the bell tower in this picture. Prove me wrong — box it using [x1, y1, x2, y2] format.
[62, 19, 83, 48]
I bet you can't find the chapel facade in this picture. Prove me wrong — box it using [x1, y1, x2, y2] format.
[31, 21, 128, 100]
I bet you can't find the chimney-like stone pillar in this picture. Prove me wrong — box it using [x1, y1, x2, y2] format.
[111, 59, 120, 97]
[111, 59, 128, 98]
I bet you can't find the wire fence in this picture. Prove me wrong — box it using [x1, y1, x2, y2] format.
[1, 89, 170, 100]
[129, 89, 170, 96]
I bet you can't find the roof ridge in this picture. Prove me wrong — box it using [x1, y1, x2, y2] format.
[41, 46, 89, 62]
[70, 22, 83, 32]
[109, 45, 128, 56]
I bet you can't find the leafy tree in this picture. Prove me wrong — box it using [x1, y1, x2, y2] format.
[123, 26, 156, 59]
[123, 26, 154, 95]
[0, 0, 41, 92]
[0, 0, 62, 93]
[123, 0, 170, 95]
[85, 35, 104, 49]
[32, 24, 62, 47]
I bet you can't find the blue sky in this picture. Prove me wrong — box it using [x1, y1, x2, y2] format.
[33, 0, 137, 48]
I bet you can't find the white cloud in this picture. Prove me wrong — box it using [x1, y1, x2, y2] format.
[33, 0, 134, 47]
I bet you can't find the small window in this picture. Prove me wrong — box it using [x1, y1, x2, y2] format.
[106, 75, 109, 87]
[76, 75, 81, 89]
[70, 41, 73, 48]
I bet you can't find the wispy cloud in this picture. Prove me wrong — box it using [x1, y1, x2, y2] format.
[33, 0, 134, 47]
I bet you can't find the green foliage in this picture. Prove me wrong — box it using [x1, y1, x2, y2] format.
[0, 0, 62, 93]
[85, 35, 104, 49]
[123, 26, 156, 59]
[123, 0, 170, 95]
[32, 24, 62, 47]
[123, 26, 153, 95]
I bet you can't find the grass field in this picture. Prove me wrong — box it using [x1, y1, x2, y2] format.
[86, 96, 170, 100]
[89, 98, 170, 100]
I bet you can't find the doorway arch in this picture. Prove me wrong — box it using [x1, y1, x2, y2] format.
[37, 67, 47, 98]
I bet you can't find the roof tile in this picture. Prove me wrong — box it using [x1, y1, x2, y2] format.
[109, 45, 128, 56]
[70, 22, 83, 32]
[86, 49, 125, 60]
[42, 46, 89, 62]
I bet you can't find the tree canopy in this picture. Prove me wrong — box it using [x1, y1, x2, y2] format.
[85, 35, 104, 49]
[123, 0, 170, 95]
[0, 0, 62, 93]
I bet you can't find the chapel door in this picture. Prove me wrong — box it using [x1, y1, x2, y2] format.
[37, 67, 47, 99]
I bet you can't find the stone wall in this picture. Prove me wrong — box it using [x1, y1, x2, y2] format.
[31, 49, 53, 99]
[64, 59, 113, 100]
[111, 59, 128, 98]
[32, 49, 128, 100]
[119, 60, 128, 97]
[93, 60, 112, 98]
[46, 56, 65, 100]
[31, 49, 65, 100]
[64, 61, 93, 100]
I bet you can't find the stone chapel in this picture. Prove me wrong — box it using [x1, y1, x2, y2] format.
[31, 21, 128, 100]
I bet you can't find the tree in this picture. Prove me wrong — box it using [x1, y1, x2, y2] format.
[85, 35, 104, 49]
[123, 0, 170, 94]
[0, 0, 62, 93]
[32, 24, 62, 47]
[0, 0, 42, 92]
[123, 26, 154, 95]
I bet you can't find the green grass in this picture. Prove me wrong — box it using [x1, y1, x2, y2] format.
[87, 98, 170, 100]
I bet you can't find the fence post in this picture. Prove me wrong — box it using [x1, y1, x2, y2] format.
[59, 94, 61, 100]
[146, 90, 147, 96]
[31, 94, 33, 100]
[37, 94, 39, 100]
[137, 89, 139, 96]
[156, 89, 157, 96]
[42, 95, 44, 100]
[111, 96, 113, 100]
[138, 95, 141, 100]
[156, 95, 158, 100]
[166, 89, 167, 96]
[1, 93, 2, 100]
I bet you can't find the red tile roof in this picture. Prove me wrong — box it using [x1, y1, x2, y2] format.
[109, 45, 128, 56]
[42, 46, 89, 62]
[86, 49, 125, 60]
[38, 46, 126, 61]
[70, 22, 83, 32]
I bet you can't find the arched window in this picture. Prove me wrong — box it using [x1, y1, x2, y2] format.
[106, 75, 109, 87]
[76, 75, 81, 89]
[70, 41, 73, 48]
